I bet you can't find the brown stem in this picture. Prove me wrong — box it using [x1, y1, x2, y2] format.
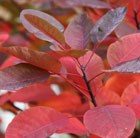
[134, 10, 140, 29]
[81, 65, 97, 107]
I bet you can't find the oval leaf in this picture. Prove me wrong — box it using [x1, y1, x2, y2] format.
[105, 57, 140, 73]
[57, 116, 87, 134]
[9, 83, 55, 102]
[0, 63, 49, 91]
[90, 7, 127, 43]
[6, 106, 68, 138]
[20, 9, 65, 47]
[121, 81, 140, 105]
[107, 33, 140, 67]
[84, 105, 136, 138]
[0, 46, 61, 73]
[64, 13, 93, 49]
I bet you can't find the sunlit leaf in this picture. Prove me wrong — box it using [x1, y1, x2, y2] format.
[6, 107, 68, 138]
[84, 105, 136, 138]
[90, 7, 127, 43]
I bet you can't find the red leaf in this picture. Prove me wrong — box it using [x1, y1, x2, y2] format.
[0, 46, 61, 73]
[64, 13, 93, 49]
[105, 57, 140, 73]
[84, 105, 136, 138]
[78, 51, 104, 94]
[0, 63, 49, 91]
[90, 7, 127, 43]
[20, 9, 65, 47]
[52, 0, 110, 9]
[6, 106, 68, 138]
[107, 34, 140, 67]
[104, 73, 140, 96]
[121, 81, 140, 119]
[78, 51, 104, 81]
[0, 56, 21, 69]
[9, 83, 55, 102]
[96, 88, 121, 106]
[39, 91, 82, 113]
[0, 33, 9, 44]
[57, 116, 87, 134]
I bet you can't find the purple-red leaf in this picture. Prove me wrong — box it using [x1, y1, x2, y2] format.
[64, 13, 93, 49]
[6, 106, 68, 138]
[90, 7, 127, 43]
[0, 46, 61, 73]
[0, 63, 49, 91]
[57, 116, 87, 134]
[52, 0, 110, 9]
[115, 22, 138, 38]
[20, 9, 65, 47]
[84, 105, 136, 138]
[107, 34, 140, 67]
[105, 57, 140, 73]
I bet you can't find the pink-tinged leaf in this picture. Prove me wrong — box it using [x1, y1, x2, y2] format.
[9, 83, 55, 102]
[0, 63, 49, 91]
[121, 81, 140, 119]
[64, 13, 94, 49]
[90, 7, 127, 43]
[78, 51, 104, 94]
[78, 51, 104, 80]
[0, 33, 9, 44]
[20, 9, 65, 47]
[0, 46, 61, 73]
[0, 93, 10, 105]
[121, 81, 140, 105]
[60, 56, 90, 98]
[105, 57, 140, 73]
[52, 0, 110, 9]
[96, 89, 121, 106]
[57, 116, 87, 134]
[84, 105, 136, 138]
[0, 56, 22, 69]
[115, 22, 138, 38]
[129, 104, 140, 119]
[107, 34, 140, 67]
[5, 106, 68, 138]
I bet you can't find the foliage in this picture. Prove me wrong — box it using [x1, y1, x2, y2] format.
[0, 0, 140, 138]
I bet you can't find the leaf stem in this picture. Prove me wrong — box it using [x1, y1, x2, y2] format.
[134, 10, 140, 29]
[81, 65, 97, 107]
